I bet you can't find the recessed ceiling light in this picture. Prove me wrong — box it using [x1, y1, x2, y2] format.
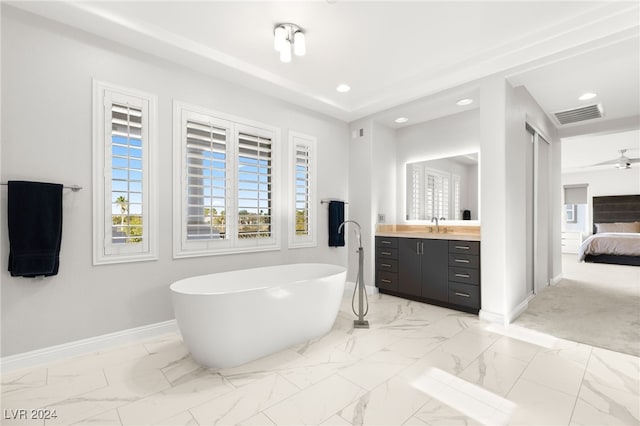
[578, 92, 597, 101]
[456, 98, 474, 106]
[394, 117, 409, 123]
[336, 84, 351, 93]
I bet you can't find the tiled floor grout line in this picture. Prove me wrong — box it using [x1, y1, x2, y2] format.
[567, 347, 593, 425]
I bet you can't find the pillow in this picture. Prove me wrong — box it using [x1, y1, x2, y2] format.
[595, 222, 640, 233]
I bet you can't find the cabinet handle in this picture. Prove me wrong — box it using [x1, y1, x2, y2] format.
[455, 246, 470, 250]
[421, 242, 424, 255]
[381, 251, 392, 256]
[381, 241, 392, 245]
[381, 263, 391, 268]
[454, 259, 470, 264]
[416, 242, 420, 255]
[381, 279, 391, 283]
[455, 273, 470, 278]
[455, 292, 470, 298]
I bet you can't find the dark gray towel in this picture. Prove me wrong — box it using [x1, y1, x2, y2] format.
[328, 201, 345, 247]
[8, 181, 63, 277]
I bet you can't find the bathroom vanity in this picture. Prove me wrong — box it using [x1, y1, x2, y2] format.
[375, 227, 481, 314]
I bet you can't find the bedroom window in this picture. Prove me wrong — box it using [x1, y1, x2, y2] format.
[173, 102, 280, 257]
[289, 131, 317, 248]
[92, 81, 158, 265]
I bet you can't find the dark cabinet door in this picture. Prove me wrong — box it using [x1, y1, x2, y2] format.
[421, 239, 449, 302]
[398, 238, 421, 297]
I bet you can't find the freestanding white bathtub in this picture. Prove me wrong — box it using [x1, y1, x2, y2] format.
[170, 263, 346, 369]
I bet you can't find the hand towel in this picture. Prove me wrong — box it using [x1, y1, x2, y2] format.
[328, 200, 345, 247]
[8, 181, 63, 277]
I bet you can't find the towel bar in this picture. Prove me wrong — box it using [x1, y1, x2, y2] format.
[1, 183, 82, 192]
[320, 199, 349, 204]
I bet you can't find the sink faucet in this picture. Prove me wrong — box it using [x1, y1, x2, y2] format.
[431, 217, 439, 233]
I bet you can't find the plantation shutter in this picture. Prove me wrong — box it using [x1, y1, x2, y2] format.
[237, 132, 273, 239]
[294, 143, 311, 236]
[408, 163, 424, 220]
[185, 120, 228, 240]
[109, 102, 144, 247]
[452, 174, 461, 220]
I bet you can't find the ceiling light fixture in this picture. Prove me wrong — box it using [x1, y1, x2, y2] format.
[394, 117, 409, 123]
[274, 23, 305, 63]
[578, 92, 597, 101]
[336, 84, 351, 93]
[456, 98, 474, 106]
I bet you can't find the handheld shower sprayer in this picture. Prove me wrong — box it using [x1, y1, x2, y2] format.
[339, 220, 369, 328]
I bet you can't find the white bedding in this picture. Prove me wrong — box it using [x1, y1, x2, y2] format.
[578, 232, 640, 261]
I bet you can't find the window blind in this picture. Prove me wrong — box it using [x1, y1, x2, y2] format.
[409, 163, 424, 220]
[564, 185, 588, 205]
[452, 174, 461, 220]
[237, 132, 272, 239]
[426, 171, 449, 220]
[110, 103, 143, 245]
[185, 120, 227, 240]
[294, 144, 311, 236]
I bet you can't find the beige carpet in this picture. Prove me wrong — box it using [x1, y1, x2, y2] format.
[515, 254, 640, 357]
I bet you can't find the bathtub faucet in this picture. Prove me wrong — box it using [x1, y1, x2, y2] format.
[338, 220, 362, 249]
[338, 220, 369, 329]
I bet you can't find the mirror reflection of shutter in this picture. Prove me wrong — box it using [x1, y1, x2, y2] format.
[452, 174, 461, 220]
[238, 132, 272, 239]
[426, 173, 435, 220]
[185, 120, 227, 240]
[295, 144, 311, 236]
[110, 103, 143, 247]
[408, 163, 424, 220]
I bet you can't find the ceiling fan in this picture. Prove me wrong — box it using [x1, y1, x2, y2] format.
[593, 149, 640, 169]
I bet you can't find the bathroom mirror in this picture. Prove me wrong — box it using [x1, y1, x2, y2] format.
[406, 152, 479, 221]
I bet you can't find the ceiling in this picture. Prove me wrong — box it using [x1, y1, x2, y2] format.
[562, 129, 640, 173]
[7, 1, 640, 131]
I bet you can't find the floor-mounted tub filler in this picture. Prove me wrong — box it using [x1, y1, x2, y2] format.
[339, 220, 370, 329]
[170, 263, 346, 369]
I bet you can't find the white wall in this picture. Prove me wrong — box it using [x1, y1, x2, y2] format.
[502, 84, 560, 321]
[345, 120, 373, 287]
[563, 168, 640, 233]
[395, 109, 480, 223]
[1, 7, 350, 356]
[372, 122, 397, 226]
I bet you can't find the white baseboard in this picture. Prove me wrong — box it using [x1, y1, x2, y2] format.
[506, 294, 534, 324]
[550, 274, 563, 286]
[0, 320, 178, 374]
[345, 280, 378, 295]
[479, 309, 505, 325]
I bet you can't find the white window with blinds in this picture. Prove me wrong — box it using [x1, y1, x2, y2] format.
[93, 81, 158, 265]
[173, 102, 280, 257]
[425, 168, 450, 220]
[408, 164, 461, 221]
[288, 131, 316, 248]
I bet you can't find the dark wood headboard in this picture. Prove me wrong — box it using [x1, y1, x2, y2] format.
[593, 195, 640, 233]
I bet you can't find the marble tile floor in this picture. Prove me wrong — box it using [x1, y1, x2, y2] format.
[2, 293, 638, 426]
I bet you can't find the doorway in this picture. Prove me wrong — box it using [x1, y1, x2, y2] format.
[526, 123, 552, 295]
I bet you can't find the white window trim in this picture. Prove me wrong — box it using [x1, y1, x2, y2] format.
[173, 101, 281, 258]
[92, 80, 158, 265]
[288, 131, 317, 248]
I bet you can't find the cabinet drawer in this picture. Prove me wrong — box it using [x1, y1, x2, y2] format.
[376, 237, 398, 248]
[377, 248, 398, 260]
[376, 271, 398, 291]
[448, 267, 479, 285]
[448, 253, 479, 269]
[377, 259, 398, 273]
[448, 240, 480, 255]
[448, 282, 480, 309]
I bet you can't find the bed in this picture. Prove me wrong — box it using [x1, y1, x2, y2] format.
[579, 195, 640, 266]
